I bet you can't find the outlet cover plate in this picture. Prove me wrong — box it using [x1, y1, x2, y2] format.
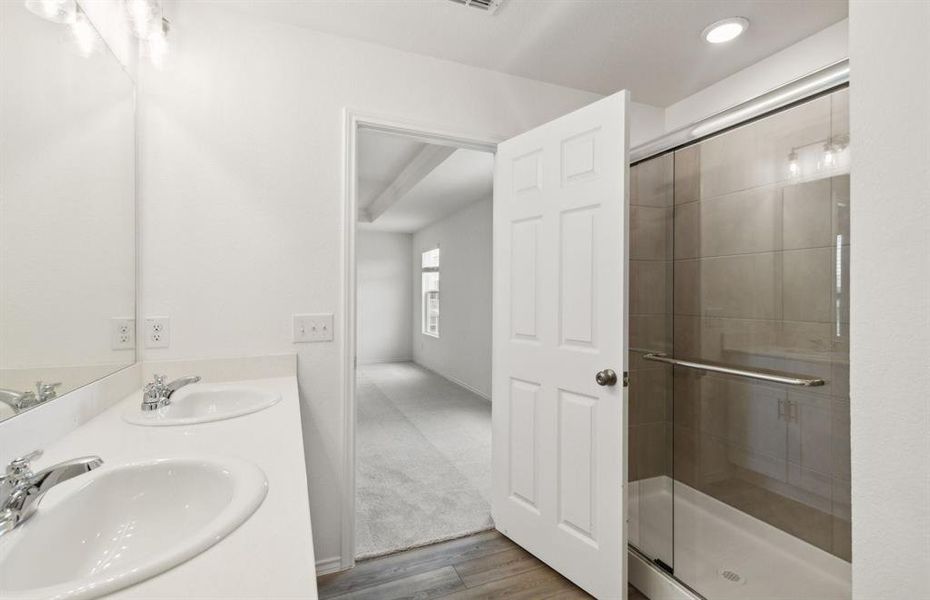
[145, 317, 170, 349]
[293, 313, 334, 343]
[111, 317, 135, 350]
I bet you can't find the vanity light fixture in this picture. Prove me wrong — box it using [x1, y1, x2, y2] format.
[145, 17, 169, 69]
[70, 7, 100, 57]
[787, 150, 800, 177]
[124, 0, 160, 38]
[23, 0, 76, 23]
[124, 0, 170, 68]
[823, 142, 836, 167]
[702, 17, 749, 44]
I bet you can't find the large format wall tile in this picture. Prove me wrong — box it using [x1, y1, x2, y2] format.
[674, 145, 700, 205]
[783, 247, 833, 323]
[675, 253, 779, 320]
[701, 186, 783, 257]
[631, 152, 673, 208]
[783, 178, 833, 250]
[631, 259, 669, 315]
[631, 205, 672, 260]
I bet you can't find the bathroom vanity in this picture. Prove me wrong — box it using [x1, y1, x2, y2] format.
[0, 360, 318, 599]
[0, 5, 319, 598]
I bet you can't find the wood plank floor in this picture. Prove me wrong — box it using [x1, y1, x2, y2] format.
[317, 530, 648, 600]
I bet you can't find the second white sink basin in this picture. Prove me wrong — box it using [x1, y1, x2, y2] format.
[0, 456, 267, 600]
[123, 384, 281, 426]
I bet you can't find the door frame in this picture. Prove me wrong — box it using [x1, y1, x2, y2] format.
[338, 108, 500, 571]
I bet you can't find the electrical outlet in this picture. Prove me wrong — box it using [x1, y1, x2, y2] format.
[293, 313, 334, 343]
[111, 317, 135, 350]
[145, 316, 170, 348]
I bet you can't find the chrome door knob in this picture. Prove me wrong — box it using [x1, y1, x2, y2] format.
[595, 369, 618, 387]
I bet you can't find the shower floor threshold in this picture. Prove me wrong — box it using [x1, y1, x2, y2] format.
[629, 476, 851, 600]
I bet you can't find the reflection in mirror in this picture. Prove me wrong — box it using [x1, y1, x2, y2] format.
[0, 1, 136, 422]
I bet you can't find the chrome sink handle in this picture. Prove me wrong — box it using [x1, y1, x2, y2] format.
[0, 450, 103, 536]
[142, 374, 168, 411]
[4, 449, 43, 483]
[36, 381, 62, 402]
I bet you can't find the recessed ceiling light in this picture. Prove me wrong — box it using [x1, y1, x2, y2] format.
[702, 17, 749, 44]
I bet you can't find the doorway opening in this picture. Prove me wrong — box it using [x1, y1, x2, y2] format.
[347, 117, 497, 560]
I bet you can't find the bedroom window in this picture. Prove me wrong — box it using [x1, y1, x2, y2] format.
[421, 248, 440, 337]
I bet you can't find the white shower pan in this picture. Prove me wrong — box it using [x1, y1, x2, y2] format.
[629, 476, 851, 600]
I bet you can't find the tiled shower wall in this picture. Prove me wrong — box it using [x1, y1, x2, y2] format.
[629, 88, 852, 562]
[629, 153, 673, 483]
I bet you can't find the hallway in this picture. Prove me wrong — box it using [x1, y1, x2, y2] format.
[356, 362, 492, 558]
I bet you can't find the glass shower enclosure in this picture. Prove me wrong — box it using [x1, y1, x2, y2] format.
[628, 87, 851, 600]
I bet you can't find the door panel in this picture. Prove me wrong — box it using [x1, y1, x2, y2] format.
[492, 91, 630, 599]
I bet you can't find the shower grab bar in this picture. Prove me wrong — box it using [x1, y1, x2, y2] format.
[641, 353, 825, 387]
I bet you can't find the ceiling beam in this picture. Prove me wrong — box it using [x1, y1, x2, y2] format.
[360, 145, 455, 223]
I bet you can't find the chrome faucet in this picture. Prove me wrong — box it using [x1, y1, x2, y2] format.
[0, 382, 62, 414]
[141, 374, 201, 411]
[0, 450, 103, 536]
[0, 388, 35, 412]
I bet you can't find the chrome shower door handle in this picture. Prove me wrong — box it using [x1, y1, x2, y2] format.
[595, 369, 618, 387]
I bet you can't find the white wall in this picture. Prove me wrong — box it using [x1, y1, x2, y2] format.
[356, 231, 412, 365]
[849, 2, 930, 597]
[411, 197, 492, 399]
[663, 19, 848, 132]
[139, 2, 604, 567]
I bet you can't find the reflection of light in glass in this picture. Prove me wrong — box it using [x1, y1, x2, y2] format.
[146, 18, 169, 69]
[786, 137, 850, 181]
[788, 150, 800, 177]
[24, 0, 76, 23]
[692, 65, 850, 137]
[836, 234, 843, 338]
[823, 143, 835, 168]
[70, 9, 99, 57]
[124, 0, 159, 38]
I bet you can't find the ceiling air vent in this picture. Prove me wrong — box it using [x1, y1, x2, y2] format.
[448, 0, 506, 15]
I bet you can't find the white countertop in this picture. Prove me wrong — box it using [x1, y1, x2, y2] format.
[26, 375, 318, 599]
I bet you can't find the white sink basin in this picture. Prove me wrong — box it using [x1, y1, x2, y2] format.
[0, 456, 267, 600]
[123, 384, 281, 426]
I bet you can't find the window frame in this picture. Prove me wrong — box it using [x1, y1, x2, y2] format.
[421, 248, 440, 338]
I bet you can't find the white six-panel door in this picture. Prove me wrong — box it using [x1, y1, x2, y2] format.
[492, 91, 630, 599]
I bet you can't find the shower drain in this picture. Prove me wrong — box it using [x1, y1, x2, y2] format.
[717, 568, 746, 585]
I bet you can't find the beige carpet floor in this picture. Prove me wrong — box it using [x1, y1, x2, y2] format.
[355, 362, 492, 558]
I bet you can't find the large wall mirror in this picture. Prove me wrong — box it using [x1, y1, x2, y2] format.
[0, 1, 136, 422]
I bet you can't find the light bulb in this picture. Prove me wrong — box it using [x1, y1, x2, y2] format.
[124, 0, 159, 39]
[788, 150, 800, 177]
[70, 9, 99, 57]
[145, 17, 169, 69]
[823, 143, 835, 168]
[702, 17, 749, 44]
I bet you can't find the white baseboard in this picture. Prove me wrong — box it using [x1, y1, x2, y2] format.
[315, 556, 344, 576]
[629, 548, 701, 600]
[414, 361, 490, 401]
[357, 356, 413, 366]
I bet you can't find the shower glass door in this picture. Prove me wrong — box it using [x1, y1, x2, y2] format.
[628, 88, 851, 600]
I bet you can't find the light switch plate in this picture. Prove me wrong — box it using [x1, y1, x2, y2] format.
[145, 317, 170, 348]
[293, 313, 334, 343]
[111, 317, 135, 350]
